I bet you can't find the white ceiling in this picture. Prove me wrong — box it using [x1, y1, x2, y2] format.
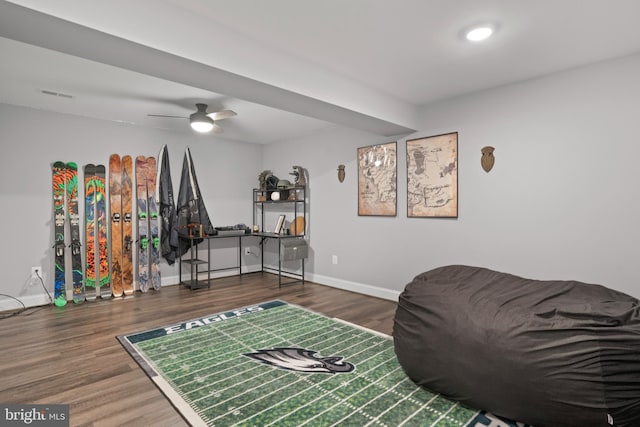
[2, 0, 640, 143]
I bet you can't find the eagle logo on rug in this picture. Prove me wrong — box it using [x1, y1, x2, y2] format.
[244, 347, 355, 374]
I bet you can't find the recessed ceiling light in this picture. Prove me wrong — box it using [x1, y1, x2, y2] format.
[465, 25, 495, 42]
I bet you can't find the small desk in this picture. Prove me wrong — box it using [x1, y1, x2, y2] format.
[178, 234, 244, 289]
[178, 233, 306, 288]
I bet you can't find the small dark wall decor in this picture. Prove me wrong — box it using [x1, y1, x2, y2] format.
[337, 164, 345, 183]
[481, 146, 495, 172]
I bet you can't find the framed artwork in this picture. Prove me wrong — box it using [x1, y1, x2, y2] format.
[406, 132, 458, 218]
[357, 141, 397, 216]
[274, 214, 286, 234]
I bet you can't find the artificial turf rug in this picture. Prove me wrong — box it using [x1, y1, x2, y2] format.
[118, 300, 528, 427]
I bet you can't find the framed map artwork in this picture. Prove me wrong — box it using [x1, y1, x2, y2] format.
[406, 132, 458, 218]
[357, 141, 397, 216]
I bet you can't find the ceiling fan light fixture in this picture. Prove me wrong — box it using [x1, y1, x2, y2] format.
[151, 103, 233, 134]
[190, 103, 214, 132]
[190, 118, 214, 133]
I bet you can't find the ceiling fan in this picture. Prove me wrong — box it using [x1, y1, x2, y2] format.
[149, 103, 237, 133]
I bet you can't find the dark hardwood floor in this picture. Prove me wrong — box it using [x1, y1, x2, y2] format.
[0, 273, 398, 426]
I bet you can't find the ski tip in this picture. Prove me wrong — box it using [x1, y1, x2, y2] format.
[95, 164, 106, 173]
[84, 164, 96, 177]
[54, 297, 67, 307]
[53, 161, 66, 169]
[66, 162, 78, 171]
[122, 155, 133, 169]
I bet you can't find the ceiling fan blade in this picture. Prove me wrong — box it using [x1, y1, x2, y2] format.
[207, 110, 237, 121]
[148, 114, 188, 119]
[212, 123, 224, 134]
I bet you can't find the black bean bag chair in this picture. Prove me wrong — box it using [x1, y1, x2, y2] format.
[393, 265, 640, 427]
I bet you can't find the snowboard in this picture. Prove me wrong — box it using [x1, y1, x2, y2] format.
[52, 162, 67, 307]
[136, 156, 149, 292]
[84, 164, 97, 301]
[95, 165, 111, 299]
[147, 157, 161, 291]
[66, 162, 84, 304]
[121, 155, 134, 296]
[109, 154, 123, 297]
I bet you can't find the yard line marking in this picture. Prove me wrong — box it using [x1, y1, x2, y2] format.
[208, 375, 308, 422]
[362, 387, 422, 427]
[257, 347, 397, 427]
[429, 401, 461, 427]
[397, 392, 442, 427]
[298, 362, 403, 426]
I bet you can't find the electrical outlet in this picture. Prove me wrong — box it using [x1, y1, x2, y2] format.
[31, 266, 42, 276]
[332, 255, 338, 265]
[244, 247, 251, 255]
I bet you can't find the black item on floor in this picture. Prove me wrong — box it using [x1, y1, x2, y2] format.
[393, 265, 640, 427]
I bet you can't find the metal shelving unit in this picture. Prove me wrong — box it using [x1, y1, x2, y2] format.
[252, 187, 307, 286]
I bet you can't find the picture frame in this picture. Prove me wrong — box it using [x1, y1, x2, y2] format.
[357, 141, 397, 216]
[406, 132, 458, 218]
[274, 214, 286, 234]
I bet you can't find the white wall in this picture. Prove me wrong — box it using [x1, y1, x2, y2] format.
[3, 52, 639, 311]
[0, 103, 262, 310]
[264, 53, 640, 300]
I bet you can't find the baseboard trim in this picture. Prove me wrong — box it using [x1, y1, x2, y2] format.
[162, 266, 263, 287]
[0, 293, 53, 312]
[307, 273, 400, 302]
[1, 269, 396, 312]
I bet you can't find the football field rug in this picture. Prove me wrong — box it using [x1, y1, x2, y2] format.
[117, 301, 529, 427]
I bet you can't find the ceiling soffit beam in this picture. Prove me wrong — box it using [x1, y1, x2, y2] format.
[0, 1, 416, 137]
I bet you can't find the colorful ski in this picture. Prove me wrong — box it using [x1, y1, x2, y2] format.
[66, 162, 84, 304]
[95, 165, 110, 299]
[147, 157, 161, 291]
[109, 155, 123, 297]
[136, 156, 149, 292]
[52, 162, 67, 307]
[121, 155, 135, 296]
[84, 164, 97, 301]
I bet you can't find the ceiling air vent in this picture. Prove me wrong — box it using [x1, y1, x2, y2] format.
[41, 89, 74, 99]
